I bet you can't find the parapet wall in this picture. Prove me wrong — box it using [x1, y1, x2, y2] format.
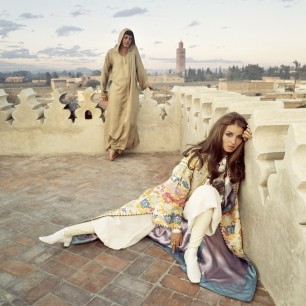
[0, 88, 179, 155]
[1, 86, 305, 305]
[175, 86, 306, 306]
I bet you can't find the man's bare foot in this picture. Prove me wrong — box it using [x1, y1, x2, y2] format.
[107, 149, 118, 161]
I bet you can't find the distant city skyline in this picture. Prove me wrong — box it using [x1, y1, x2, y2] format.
[0, 0, 306, 72]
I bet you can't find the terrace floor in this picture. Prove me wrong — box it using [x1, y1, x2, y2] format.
[0, 153, 275, 305]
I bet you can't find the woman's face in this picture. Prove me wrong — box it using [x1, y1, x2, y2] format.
[222, 123, 244, 153]
[121, 34, 133, 48]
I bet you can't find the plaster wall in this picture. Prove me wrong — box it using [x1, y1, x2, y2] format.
[175, 86, 306, 306]
[0, 88, 179, 155]
[241, 111, 306, 306]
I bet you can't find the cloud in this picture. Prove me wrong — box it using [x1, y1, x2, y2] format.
[113, 7, 148, 17]
[280, 0, 298, 7]
[188, 44, 198, 49]
[70, 8, 90, 17]
[220, 26, 230, 30]
[0, 19, 26, 38]
[148, 56, 242, 65]
[0, 10, 10, 18]
[0, 48, 37, 59]
[186, 20, 200, 27]
[106, 5, 118, 10]
[79, 49, 101, 57]
[149, 57, 176, 63]
[0, 60, 41, 72]
[55, 26, 83, 36]
[154, 41, 163, 45]
[186, 57, 242, 64]
[209, 44, 225, 49]
[37, 45, 101, 57]
[7, 44, 23, 48]
[19, 13, 44, 19]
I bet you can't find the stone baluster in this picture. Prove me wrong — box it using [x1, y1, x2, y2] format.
[187, 95, 200, 145]
[242, 109, 306, 203]
[12, 88, 45, 128]
[269, 123, 306, 224]
[0, 89, 15, 128]
[204, 93, 244, 133]
[43, 89, 73, 128]
[178, 91, 189, 150]
[135, 88, 179, 152]
[200, 99, 212, 139]
[74, 87, 102, 126]
[192, 96, 205, 143]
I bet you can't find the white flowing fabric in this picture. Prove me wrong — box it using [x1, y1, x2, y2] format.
[89, 182, 224, 250]
[183, 184, 222, 235]
[91, 215, 155, 250]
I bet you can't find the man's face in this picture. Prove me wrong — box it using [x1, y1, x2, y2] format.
[121, 34, 133, 48]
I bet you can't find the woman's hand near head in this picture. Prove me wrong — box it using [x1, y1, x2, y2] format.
[242, 127, 252, 142]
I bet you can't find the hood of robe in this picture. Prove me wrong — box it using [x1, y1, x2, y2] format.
[115, 28, 136, 52]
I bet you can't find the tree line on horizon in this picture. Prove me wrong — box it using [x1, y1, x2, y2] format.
[1, 62, 306, 85]
[183, 62, 306, 82]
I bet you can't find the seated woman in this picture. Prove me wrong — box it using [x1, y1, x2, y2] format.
[39, 112, 256, 302]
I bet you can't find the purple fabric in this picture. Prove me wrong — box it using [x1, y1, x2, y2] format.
[148, 219, 248, 284]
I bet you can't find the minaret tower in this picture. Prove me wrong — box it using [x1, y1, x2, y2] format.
[176, 41, 186, 74]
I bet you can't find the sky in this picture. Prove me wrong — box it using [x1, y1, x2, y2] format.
[0, 0, 306, 73]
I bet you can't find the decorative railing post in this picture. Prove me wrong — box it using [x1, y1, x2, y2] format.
[74, 87, 102, 125]
[0, 89, 14, 128]
[43, 89, 73, 128]
[12, 88, 45, 128]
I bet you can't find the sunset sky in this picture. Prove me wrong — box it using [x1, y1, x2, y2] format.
[0, 0, 305, 72]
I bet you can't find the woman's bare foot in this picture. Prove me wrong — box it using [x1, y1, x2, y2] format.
[107, 149, 118, 161]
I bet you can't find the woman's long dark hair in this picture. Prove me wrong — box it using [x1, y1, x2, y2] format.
[183, 112, 248, 183]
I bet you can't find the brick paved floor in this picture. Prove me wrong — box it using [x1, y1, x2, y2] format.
[0, 153, 275, 306]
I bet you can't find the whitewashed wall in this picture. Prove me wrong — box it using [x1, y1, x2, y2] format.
[175, 86, 306, 306]
[0, 88, 179, 155]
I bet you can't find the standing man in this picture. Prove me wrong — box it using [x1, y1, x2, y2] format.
[101, 28, 153, 161]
